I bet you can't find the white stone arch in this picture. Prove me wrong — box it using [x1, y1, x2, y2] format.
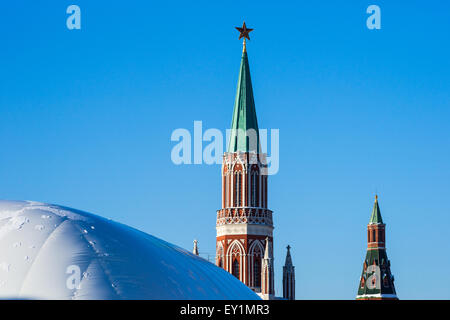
[249, 239, 264, 256]
[229, 155, 249, 208]
[222, 161, 233, 208]
[226, 240, 246, 282]
[231, 154, 247, 172]
[222, 165, 227, 208]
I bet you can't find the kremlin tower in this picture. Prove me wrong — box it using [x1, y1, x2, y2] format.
[356, 196, 398, 300]
[215, 22, 295, 300]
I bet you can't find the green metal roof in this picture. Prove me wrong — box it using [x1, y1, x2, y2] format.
[357, 247, 397, 298]
[369, 196, 383, 224]
[228, 50, 260, 153]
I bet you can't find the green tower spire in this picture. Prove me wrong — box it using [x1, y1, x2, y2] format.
[369, 195, 383, 224]
[228, 44, 260, 153]
[357, 196, 398, 300]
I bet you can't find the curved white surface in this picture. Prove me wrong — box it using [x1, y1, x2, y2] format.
[0, 200, 259, 300]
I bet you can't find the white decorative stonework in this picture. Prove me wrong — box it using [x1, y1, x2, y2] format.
[216, 208, 273, 226]
[216, 224, 273, 237]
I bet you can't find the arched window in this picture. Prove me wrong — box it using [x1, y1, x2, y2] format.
[223, 174, 226, 207]
[260, 175, 267, 208]
[254, 258, 261, 287]
[260, 176, 264, 208]
[234, 173, 242, 207]
[232, 259, 240, 279]
[253, 251, 262, 287]
[264, 176, 268, 208]
[238, 173, 242, 206]
[250, 243, 263, 288]
[227, 174, 231, 207]
[251, 171, 259, 207]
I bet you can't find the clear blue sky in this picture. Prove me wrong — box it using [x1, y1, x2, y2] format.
[1, 1, 449, 299]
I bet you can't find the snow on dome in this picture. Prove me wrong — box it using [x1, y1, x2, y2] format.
[0, 200, 259, 300]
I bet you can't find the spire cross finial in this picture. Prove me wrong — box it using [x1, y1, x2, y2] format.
[287, 245, 291, 251]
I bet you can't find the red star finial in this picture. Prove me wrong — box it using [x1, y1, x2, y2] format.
[235, 21, 253, 41]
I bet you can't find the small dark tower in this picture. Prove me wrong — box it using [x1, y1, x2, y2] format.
[282, 245, 295, 300]
[357, 195, 398, 300]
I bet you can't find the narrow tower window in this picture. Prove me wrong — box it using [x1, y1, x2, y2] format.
[232, 259, 240, 279]
[234, 173, 242, 207]
[253, 256, 261, 287]
[223, 174, 226, 207]
[238, 173, 242, 206]
[226, 174, 230, 207]
[251, 172, 258, 207]
[260, 176, 264, 208]
[233, 174, 239, 207]
[264, 176, 268, 208]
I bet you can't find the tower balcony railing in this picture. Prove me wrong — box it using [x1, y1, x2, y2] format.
[216, 207, 273, 226]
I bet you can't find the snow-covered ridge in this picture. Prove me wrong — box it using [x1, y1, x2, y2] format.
[0, 200, 259, 300]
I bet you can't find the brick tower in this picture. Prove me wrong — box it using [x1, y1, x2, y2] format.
[215, 23, 275, 300]
[356, 195, 398, 300]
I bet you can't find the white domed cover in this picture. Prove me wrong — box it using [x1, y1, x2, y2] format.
[0, 200, 259, 300]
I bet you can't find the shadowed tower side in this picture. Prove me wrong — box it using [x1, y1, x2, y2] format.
[283, 245, 295, 300]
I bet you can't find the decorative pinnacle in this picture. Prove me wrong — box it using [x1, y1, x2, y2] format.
[264, 237, 270, 259]
[375, 194, 378, 202]
[193, 239, 199, 256]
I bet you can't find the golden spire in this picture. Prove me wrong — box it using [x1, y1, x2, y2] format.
[243, 38, 246, 52]
[375, 194, 378, 202]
